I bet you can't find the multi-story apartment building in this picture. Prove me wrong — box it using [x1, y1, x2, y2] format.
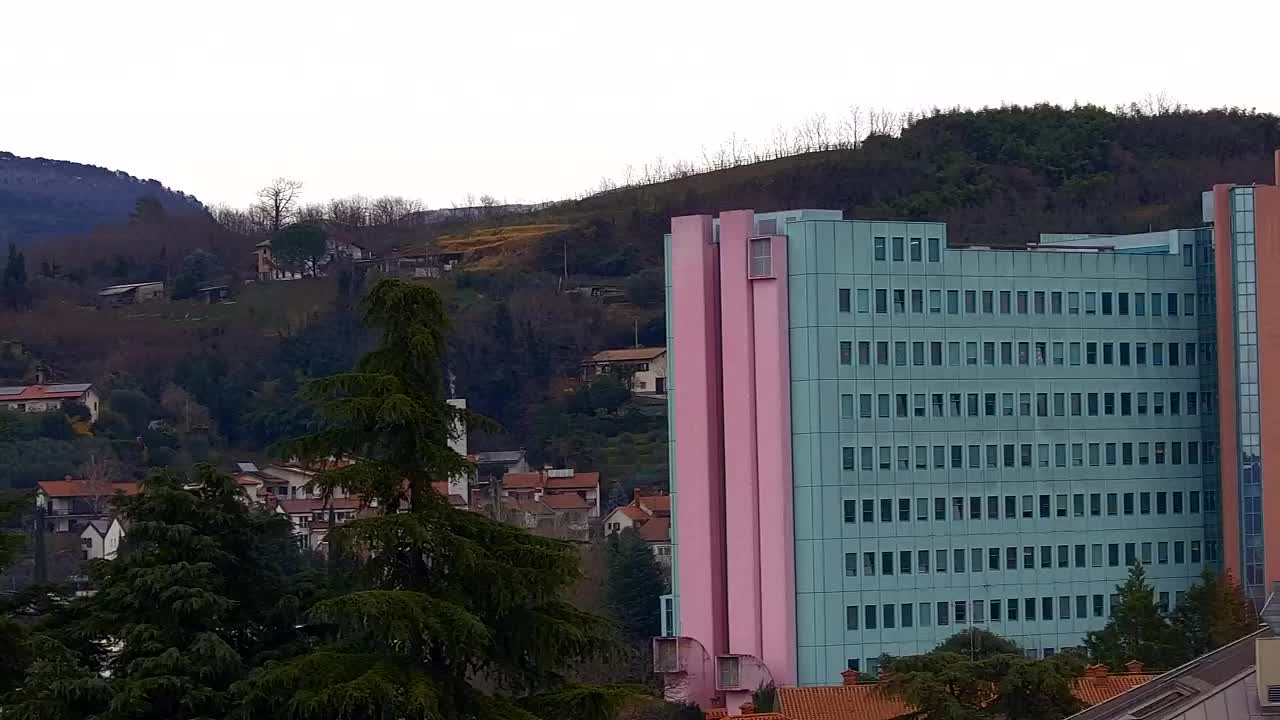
[655, 153, 1280, 711]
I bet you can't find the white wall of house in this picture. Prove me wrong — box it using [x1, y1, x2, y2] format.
[602, 508, 639, 535]
[629, 353, 668, 394]
[80, 519, 125, 561]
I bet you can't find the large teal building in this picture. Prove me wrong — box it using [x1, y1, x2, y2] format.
[656, 200, 1257, 706]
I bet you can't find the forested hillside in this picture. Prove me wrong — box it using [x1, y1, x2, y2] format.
[2, 104, 1279, 499]
[0, 151, 204, 245]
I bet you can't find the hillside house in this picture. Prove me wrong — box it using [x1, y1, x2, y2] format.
[233, 462, 353, 503]
[275, 497, 364, 551]
[359, 249, 463, 279]
[0, 383, 100, 421]
[467, 449, 530, 507]
[500, 468, 601, 518]
[36, 479, 140, 534]
[254, 239, 303, 280]
[582, 347, 668, 395]
[79, 516, 127, 561]
[98, 281, 164, 306]
[603, 490, 672, 564]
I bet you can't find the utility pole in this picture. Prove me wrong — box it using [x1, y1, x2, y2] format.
[563, 239, 569, 287]
[634, 319, 639, 348]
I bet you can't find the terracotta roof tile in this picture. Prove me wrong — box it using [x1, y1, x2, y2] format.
[613, 505, 648, 521]
[501, 472, 543, 490]
[1071, 673, 1156, 706]
[777, 684, 911, 720]
[637, 494, 670, 515]
[589, 347, 666, 363]
[37, 480, 140, 498]
[541, 493, 590, 510]
[636, 517, 671, 543]
[769, 673, 1158, 720]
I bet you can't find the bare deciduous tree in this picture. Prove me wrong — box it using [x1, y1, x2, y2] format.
[328, 195, 370, 226]
[253, 177, 304, 233]
[368, 195, 425, 225]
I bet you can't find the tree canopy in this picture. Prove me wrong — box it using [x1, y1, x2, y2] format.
[238, 278, 643, 720]
[1169, 568, 1258, 663]
[607, 527, 665, 646]
[881, 651, 1083, 720]
[1, 466, 315, 720]
[270, 223, 328, 277]
[1085, 563, 1182, 670]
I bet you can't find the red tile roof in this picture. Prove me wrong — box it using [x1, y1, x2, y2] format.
[775, 684, 912, 720]
[637, 494, 670, 515]
[612, 505, 648, 521]
[37, 480, 140, 498]
[0, 383, 94, 401]
[765, 672, 1158, 720]
[1071, 672, 1156, 706]
[501, 472, 544, 490]
[541, 493, 590, 511]
[588, 347, 666, 363]
[501, 470, 600, 491]
[544, 472, 599, 490]
[278, 498, 362, 514]
[636, 517, 670, 543]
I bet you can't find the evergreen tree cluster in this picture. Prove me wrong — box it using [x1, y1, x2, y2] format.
[0, 280, 668, 720]
[1085, 563, 1258, 670]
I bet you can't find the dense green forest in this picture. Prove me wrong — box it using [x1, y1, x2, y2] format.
[1, 104, 1278, 501]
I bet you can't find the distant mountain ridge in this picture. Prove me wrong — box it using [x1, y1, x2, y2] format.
[0, 150, 205, 245]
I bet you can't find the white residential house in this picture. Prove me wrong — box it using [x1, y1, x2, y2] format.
[0, 383, 101, 421]
[603, 491, 672, 565]
[80, 516, 127, 561]
[233, 462, 353, 504]
[582, 347, 668, 395]
[36, 479, 141, 534]
[275, 497, 363, 551]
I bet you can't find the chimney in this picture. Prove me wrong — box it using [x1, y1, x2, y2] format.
[1086, 664, 1109, 679]
[1274, 149, 1279, 186]
[1125, 660, 1144, 674]
[841, 669, 859, 685]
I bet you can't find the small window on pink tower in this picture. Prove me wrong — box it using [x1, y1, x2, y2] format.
[748, 237, 773, 278]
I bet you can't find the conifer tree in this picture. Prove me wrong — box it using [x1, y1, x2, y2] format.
[240, 279, 638, 720]
[607, 527, 665, 645]
[2, 467, 308, 720]
[1085, 563, 1179, 669]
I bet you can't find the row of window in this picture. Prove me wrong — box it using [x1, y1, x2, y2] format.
[839, 287, 1201, 320]
[840, 440, 1217, 473]
[843, 540, 1207, 579]
[841, 490, 1212, 526]
[845, 587, 1190, 634]
[842, 389, 1210, 422]
[839, 338, 1211, 370]
[871, 236, 943, 263]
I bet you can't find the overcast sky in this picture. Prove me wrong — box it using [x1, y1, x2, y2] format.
[3, 0, 1278, 210]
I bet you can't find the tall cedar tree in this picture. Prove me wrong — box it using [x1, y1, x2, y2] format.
[1170, 568, 1258, 662]
[0, 489, 32, 694]
[1085, 563, 1181, 669]
[1, 467, 310, 720]
[607, 528, 665, 645]
[240, 279, 641, 720]
[881, 651, 1083, 720]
